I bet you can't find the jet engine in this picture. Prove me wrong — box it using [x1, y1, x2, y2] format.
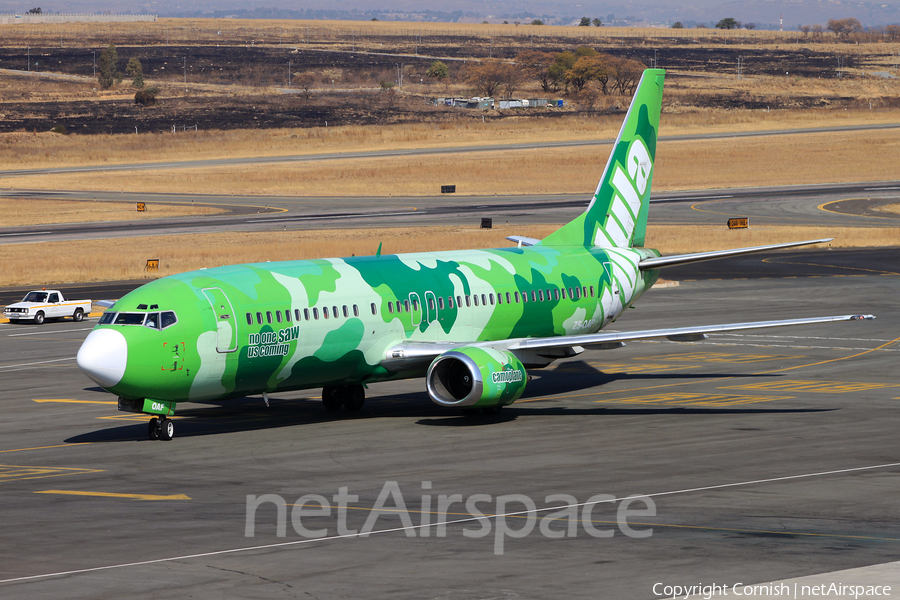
[426, 347, 527, 408]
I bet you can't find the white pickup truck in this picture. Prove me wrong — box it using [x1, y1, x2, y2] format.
[3, 290, 92, 324]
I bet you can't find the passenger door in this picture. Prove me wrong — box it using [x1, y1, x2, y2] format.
[201, 288, 238, 353]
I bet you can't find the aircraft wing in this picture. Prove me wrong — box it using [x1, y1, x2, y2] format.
[639, 239, 832, 270]
[382, 314, 874, 370]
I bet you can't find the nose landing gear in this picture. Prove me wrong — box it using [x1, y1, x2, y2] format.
[148, 416, 175, 441]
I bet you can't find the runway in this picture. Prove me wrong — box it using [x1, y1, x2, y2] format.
[1, 180, 899, 244]
[0, 272, 898, 598]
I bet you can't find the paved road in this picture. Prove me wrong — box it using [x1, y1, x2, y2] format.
[1, 181, 899, 245]
[0, 273, 897, 598]
[1, 123, 898, 177]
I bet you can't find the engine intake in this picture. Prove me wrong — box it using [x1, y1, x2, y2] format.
[426, 347, 527, 408]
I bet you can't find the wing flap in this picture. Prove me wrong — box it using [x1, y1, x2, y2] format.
[639, 239, 832, 270]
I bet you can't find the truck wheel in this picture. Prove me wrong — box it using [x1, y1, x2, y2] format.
[34, 311, 45, 325]
[73, 308, 84, 322]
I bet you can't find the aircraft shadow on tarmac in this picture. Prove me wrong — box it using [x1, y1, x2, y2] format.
[66, 362, 825, 443]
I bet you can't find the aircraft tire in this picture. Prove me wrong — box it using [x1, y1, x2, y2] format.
[343, 385, 365, 411]
[158, 418, 174, 441]
[148, 417, 160, 440]
[322, 387, 343, 411]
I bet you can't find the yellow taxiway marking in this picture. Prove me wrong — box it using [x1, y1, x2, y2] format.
[723, 380, 900, 393]
[35, 490, 191, 501]
[595, 392, 793, 407]
[0, 443, 93, 454]
[33, 399, 118, 405]
[648, 352, 800, 364]
[0, 464, 104, 482]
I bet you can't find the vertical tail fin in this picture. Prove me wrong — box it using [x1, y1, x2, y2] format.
[541, 69, 665, 248]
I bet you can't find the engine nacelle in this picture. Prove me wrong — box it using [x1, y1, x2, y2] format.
[426, 347, 527, 408]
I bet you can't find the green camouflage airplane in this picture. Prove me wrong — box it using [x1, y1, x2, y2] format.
[76, 69, 873, 441]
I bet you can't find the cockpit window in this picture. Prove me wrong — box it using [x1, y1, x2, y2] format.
[24, 292, 47, 303]
[161, 311, 177, 329]
[144, 313, 160, 329]
[114, 313, 146, 325]
[99, 312, 116, 324]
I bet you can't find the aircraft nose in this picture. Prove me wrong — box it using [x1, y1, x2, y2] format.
[77, 329, 128, 387]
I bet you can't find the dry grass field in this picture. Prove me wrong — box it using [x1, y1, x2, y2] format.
[2, 128, 896, 196]
[0, 224, 895, 288]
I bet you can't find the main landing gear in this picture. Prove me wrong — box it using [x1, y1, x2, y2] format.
[322, 384, 366, 412]
[148, 416, 175, 441]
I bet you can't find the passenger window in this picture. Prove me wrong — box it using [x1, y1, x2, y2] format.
[396, 301, 402, 313]
[295, 309, 302, 321]
[457, 296, 463, 308]
[144, 313, 160, 329]
[465, 295, 471, 307]
[285, 310, 291, 322]
[448, 296, 455, 309]
[554, 289, 560, 301]
[538, 290, 544, 302]
[161, 311, 178, 329]
[438, 297, 444, 310]
[342, 305, 349, 318]
[371, 303, 377, 315]
[388, 303, 394, 314]
[531, 291, 537, 302]
[323, 307, 329, 319]
[489, 294, 494, 305]
[246, 313, 252, 325]
[353, 305, 359, 317]
[473, 295, 479, 307]
[561, 288, 567, 299]
[333, 306, 339, 318]
[313, 308, 319, 320]
[304, 308, 310, 321]
[568, 288, 574, 299]
[497, 293, 502, 305]
[266, 311, 273, 324]
[582, 286, 587, 298]
[428, 297, 435, 311]
[590, 285, 595, 297]
[405, 300, 412, 312]
[413, 299, 420, 311]
[514, 292, 520, 303]
[276, 311, 282, 323]
[256, 312, 263, 324]
[522, 292, 528, 304]
[506, 292, 511, 304]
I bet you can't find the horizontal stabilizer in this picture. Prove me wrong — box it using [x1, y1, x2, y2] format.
[639, 239, 832, 270]
[506, 236, 541, 247]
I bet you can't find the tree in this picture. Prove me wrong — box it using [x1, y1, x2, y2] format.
[592, 18, 603, 27]
[745, 22, 756, 30]
[672, 21, 684, 29]
[134, 86, 159, 106]
[126, 57, 144, 88]
[566, 55, 608, 93]
[610, 57, 645, 95]
[531, 19, 544, 25]
[579, 17, 591, 27]
[294, 72, 316, 99]
[799, 25, 812, 37]
[97, 44, 122, 89]
[716, 18, 738, 30]
[886, 24, 900, 40]
[827, 18, 862, 37]
[27, 7, 41, 14]
[549, 51, 577, 91]
[515, 50, 555, 92]
[426, 60, 449, 81]
[465, 59, 507, 97]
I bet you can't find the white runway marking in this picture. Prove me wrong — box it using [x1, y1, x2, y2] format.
[3, 461, 900, 585]
[7, 328, 92, 337]
[0, 357, 77, 371]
